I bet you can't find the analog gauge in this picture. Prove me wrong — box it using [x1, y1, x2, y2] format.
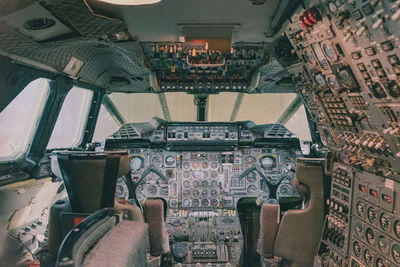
[201, 198, 209, 207]
[192, 161, 200, 170]
[277, 184, 292, 199]
[193, 180, 200, 188]
[392, 244, 400, 264]
[365, 227, 375, 245]
[210, 199, 219, 207]
[326, 75, 341, 93]
[211, 161, 218, 169]
[202, 180, 209, 187]
[247, 185, 257, 195]
[303, 48, 315, 65]
[210, 189, 218, 197]
[192, 170, 200, 179]
[356, 201, 366, 217]
[165, 155, 175, 166]
[201, 189, 208, 197]
[211, 180, 218, 187]
[247, 172, 257, 183]
[380, 213, 391, 231]
[266, 176, 279, 185]
[367, 206, 378, 224]
[182, 199, 190, 207]
[192, 189, 200, 197]
[364, 249, 374, 265]
[192, 199, 200, 207]
[338, 68, 355, 88]
[183, 161, 191, 169]
[183, 180, 190, 188]
[211, 171, 218, 179]
[245, 156, 256, 167]
[260, 156, 275, 170]
[170, 199, 178, 208]
[130, 156, 143, 171]
[115, 178, 129, 199]
[152, 156, 163, 168]
[354, 220, 363, 237]
[394, 221, 400, 239]
[147, 185, 157, 195]
[201, 161, 209, 169]
[378, 236, 389, 254]
[322, 43, 337, 62]
[353, 241, 361, 257]
[266, 198, 279, 205]
[183, 190, 191, 197]
[314, 73, 327, 87]
[201, 171, 208, 179]
[183, 171, 190, 179]
[166, 169, 174, 179]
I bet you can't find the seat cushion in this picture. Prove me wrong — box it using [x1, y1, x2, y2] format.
[83, 221, 149, 267]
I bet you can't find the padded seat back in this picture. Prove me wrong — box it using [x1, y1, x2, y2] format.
[273, 158, 325, 266]
[51, 151, 130, 213]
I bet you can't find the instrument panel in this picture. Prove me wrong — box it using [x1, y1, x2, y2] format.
[115, 148, 301, 208]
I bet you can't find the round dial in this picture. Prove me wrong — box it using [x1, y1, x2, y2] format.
[392, 244, 400, 264]
[277, 184, 292, 199]
[201, 161, 209, 169]
[170, 199, 178, 208]
[247, 185, 257, 195]
[201, 189, 208, 197]
[115, 178, 129, 199]
[183, 190, 191, 197]
[356, 201, 366, 217]
[201, 198, 209, 207]
[211, 171, 218, 179]
[326, 75, 341, 92]
[380, 213, 391, 231]
[210, 161, 218, 169]
[192, 199, 200, 207]
[130, 156, 143, 171]
[192, 161, 200, 170]
[210, 189, 218, 197]
[394, 220, 400, 238]
[365, 227, 375, 245]
[303, 48, 315, 65]
[247, 172, 257, 183]
[151, 156, 163, 168]
[182, 199, 190, 207]
[367, 206, 377, 224]
[201, 180, 209, 187]
[183, 180, 190, 188]
[192, 189, 200, 197]
[260, 156, 275, 170]
[354, 220, 363, 237]
[183, 171, 190, 179]
[378, 236, 389, 254]
[165, 155, 175, 166]
[183, 161, 190, 169]
[211, 180, 218, 187]
[353, 241, 361, 257]
[322, 43, 337, 61]
[201, 171, 208, 179]
[210, 199, 219, 207]
[147, 185, 157, 195]
[364, 249, 374, 265]
[193, 180, 200, 188]
[245, 156, 256, 167]
[192, 171, 200, 179]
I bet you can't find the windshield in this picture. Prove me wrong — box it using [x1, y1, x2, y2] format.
[108, 92, 311, 140]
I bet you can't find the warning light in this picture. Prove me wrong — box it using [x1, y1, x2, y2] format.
[359, 184, 367, 193]
[369, 189, 378, 199]
[73, 216, 87, 226]
[382, 194, 392, 204]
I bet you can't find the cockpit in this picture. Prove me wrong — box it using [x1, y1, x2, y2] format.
[1, 0, 400, 267]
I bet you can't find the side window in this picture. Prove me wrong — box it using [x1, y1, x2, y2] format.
[47, 87, 93, 149]
[92, 104, 120, 142]
[0, 78, 49, 161]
